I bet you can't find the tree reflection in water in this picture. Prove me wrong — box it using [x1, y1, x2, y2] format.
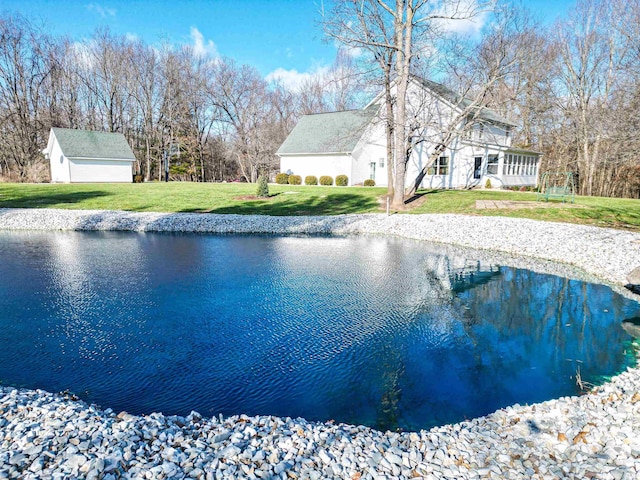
[0, 232, 638, 431]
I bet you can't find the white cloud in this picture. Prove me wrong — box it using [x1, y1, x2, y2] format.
[332, 40, 363, 59]
[265, 66, 330, 92]
[190, 26, 219, 58]
[125, 32, 139, 42]
[70, 41, 95, 69]
[434, 0, 490, 37]
[86, 3, 116, 18]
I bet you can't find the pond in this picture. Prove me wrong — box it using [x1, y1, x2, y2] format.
[0, 231, 638, 431]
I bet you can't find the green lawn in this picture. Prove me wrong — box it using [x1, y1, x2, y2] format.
[0, 182, 638, 230]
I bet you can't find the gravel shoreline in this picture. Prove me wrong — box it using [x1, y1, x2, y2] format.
[1, 208, 640, 479]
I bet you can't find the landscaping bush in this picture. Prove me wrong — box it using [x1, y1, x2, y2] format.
[319, 176, 333, 186]
[288, 174, 302, 185]
[133, 174, 144, 183]
[336, 175, 349, 186]
[363, 179, 376, 187]
[305, 175, 318, 185]
[256, 175, 269, 198]
[275, 173, 289, 185]
[484, 179, 492, 189]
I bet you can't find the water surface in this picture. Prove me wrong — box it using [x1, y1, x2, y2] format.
[0, 231, 637, 431]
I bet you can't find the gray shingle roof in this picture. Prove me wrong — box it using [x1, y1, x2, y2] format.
[52, 128, 136, 160]
[276, 105, 379, 155]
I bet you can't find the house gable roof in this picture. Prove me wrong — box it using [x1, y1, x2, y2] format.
[276, 105, 379, 155]
[51, 128, 136, 161]
[412, 77, 519, 127]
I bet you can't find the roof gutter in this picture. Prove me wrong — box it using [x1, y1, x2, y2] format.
[277, 151, 352, 156]
[67, 156, 136, 162]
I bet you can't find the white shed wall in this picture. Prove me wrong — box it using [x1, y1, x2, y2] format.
[68, 159, 133, 183]
[49, 139, 71, 183]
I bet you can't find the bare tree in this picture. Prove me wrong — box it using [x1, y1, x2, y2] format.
[211, 58, 283, 182]
[324, 0, 494, 207]
[0, 13, 53, 181]
[393, 1, 519, 200]
[129, 41, 163, 180]
[322, 0, 399, 194]
[554, 0, 633, 196]
[76, 29, 136, 133]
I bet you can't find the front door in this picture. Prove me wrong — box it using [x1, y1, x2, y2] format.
[474, 157, 482, 179]
[369, 162, 376, 180]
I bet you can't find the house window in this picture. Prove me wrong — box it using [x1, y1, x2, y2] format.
[369, 162, 376, 180]
[428, 156, 449, 176]
[379, 157, 385, 168]
[504, 154, 539, 176]
[486, 155, 499, 175]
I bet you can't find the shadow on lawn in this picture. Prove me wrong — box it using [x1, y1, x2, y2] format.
[181, 193, 380, 216]
[0, 190, 111, 209]
[572, 205, 640, 229]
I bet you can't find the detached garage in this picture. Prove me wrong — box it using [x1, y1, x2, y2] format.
[43, 128, 135, 183]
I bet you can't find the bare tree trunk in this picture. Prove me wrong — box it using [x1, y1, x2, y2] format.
[385, 81, 395, 195]
[391, 0, 413, 209]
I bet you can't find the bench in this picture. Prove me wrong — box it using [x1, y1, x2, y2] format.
[537, 186, 574, 203]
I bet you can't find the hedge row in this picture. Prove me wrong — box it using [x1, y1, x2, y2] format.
[275, 173, 349, 186]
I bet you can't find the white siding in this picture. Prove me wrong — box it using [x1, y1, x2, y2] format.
[351, 120, 387, 185]
[48, 136, 70, 183]
[68, 159, 133, 183]
[280, 154, 353, 185]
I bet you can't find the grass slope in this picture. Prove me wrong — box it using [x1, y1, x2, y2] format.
[0, 182, 638, 230]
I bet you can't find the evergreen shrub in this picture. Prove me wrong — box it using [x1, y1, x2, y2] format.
[275, 173, 289, 184]
[256, 175, 269, 197]
[319, 176, 333, 186]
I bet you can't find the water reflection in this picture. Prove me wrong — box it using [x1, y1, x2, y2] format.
[0, 231, 637, 431]
[622, 317, 640, 338]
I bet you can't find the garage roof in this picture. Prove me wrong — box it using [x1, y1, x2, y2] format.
[277, 104, 379, 155]
[52, 128, 136, 161]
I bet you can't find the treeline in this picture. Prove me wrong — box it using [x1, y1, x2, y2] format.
[467, 0, 640, 198]
[1, 1, 640, 198]
[0, 14, 361, 183]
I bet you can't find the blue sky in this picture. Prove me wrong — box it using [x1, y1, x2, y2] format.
[3, 0, 573, 87]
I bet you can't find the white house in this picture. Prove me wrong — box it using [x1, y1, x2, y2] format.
[43, 128, 136, 183]
[277, 77, 540, 189]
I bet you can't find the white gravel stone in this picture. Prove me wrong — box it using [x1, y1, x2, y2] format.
[1, 208, 640, 479]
